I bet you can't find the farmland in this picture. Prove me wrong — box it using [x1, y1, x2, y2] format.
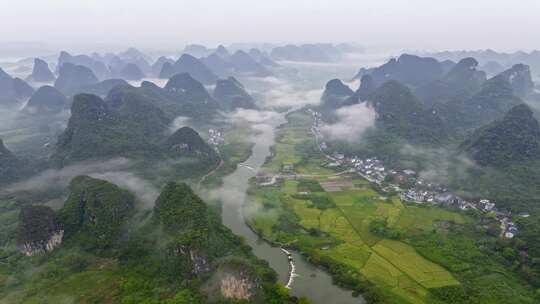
[245, 111, 536, 304]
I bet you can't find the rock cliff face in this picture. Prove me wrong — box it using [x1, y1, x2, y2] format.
[16, 205, 63, 256]
[220, 272, 256, 300]
[57, 176, 135, 251]
[174, 246, 211, 275]
[202, 259, 260, 302]
[494, 64, 534, 97]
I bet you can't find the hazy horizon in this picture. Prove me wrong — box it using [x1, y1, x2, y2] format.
[2, 0, 540, 53]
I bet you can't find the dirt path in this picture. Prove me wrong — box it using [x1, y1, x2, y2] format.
[197, 159, 224, 190]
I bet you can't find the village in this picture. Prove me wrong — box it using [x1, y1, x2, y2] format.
[207, 128, 225, 151]
[305, 108, 527, 239]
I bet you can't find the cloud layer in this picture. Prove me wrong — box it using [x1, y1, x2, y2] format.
[321, 103, 377, 142]
[5, 158, 160, 209]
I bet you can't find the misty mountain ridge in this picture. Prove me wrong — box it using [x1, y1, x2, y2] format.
[320, 78, 354, 108]
[0, 68, 34, 105]
[22, 85, 68, 114]
[26, 58, 55, 83]
[58, 51, 109, 80]
[78, 78, 130, 97]
[201, 47, 275, 78]
[213, 76, 257, 111]
[414, 57, 487, 106]
[54, 62, 99, 95]
[426, 49, 540, 76]
[367, 80, 448, 144]
[440, 66, 524, 131]
[113, 62, 146, 80]
[51, 92, 219, 168]
[159, 54, 218, 84]
[0, 138, 23, 184]
[353, 54, 445, 88]
[270, 43, 345, 62]
[461, 103, 540, 167]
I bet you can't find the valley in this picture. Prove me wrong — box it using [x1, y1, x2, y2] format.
[1, 33, 540, 304]
[245, 110, 538, 303]
[208, 111, 362, 304]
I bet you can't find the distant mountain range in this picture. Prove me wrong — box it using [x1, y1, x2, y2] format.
[422, 49, 540, 77]
[353, 54, 446, 88]
[270, 43, 361, 62]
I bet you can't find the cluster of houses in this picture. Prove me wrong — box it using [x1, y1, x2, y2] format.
[308, 109, 328, 151]
[207, 128, 225, 147]
[306, 109, 528, 239]
[501, 217, 520, 239]
[347, 157, 387, 183]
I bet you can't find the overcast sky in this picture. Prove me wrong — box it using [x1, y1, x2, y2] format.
[2, 0, 540, 52]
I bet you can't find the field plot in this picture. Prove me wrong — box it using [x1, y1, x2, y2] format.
[372, 240, 459, 289]
[319, 180, 355, 192]
[395, 206, 468, 233]
[285, 189, 460, 303]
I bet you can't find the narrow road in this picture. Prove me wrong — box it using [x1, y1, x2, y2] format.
[197, 159, 224, 190]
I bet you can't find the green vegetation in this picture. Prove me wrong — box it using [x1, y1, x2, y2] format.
[57, 176, 136, 252]
[0, 139, 24, 184]
[367, 81, 448, 145]
[0, 177, 300, 303]
[51, 92, 220, 174]
[461, 104, 540, 167]
[246, 110, 537, 303]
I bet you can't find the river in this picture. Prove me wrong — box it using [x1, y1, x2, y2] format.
[211, 115, 363, 304]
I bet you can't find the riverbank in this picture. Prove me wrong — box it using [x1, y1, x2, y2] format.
[210, 112, 363, 304]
